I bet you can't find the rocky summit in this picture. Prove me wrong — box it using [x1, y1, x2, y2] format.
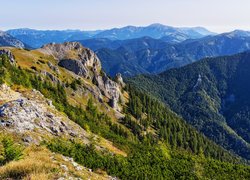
[39, 42, 124, 111]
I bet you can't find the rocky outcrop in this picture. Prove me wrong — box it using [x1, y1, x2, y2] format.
[40, 42, 124, 111]
[59, 59, 89, 78]
[48, 62, 60, 74]
[0, 49, 16, 64]
[94, 73, 121, 111]
[115, 73, 125, 88]
[0, 84, 20, 104]
[0, 84, 89, 143]
[40, 42, 101, 79]
[41, 71, 60, 84]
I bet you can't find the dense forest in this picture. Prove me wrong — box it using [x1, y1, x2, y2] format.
[128, 51, 250, 161]
[1, 54, 250, 179]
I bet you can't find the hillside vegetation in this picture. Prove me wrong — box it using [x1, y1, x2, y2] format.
[0, 45, 249, 179]
[128, 51, 250, 161]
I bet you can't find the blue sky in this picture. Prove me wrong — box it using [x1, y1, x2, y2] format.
[1, 0, 250, 32]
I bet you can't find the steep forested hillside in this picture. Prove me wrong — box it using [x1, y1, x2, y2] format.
[0, 46, 249, 179]
[128, 51, 250, 161]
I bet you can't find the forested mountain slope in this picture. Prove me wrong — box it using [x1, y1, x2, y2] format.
[0, 44, 249, 179]
[128, 51, 250, 160]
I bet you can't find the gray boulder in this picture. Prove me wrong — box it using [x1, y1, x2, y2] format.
[0, 49, 16, 64]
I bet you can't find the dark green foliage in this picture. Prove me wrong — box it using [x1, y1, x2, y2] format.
[128, 51, 250, 161]
[47, 138, 250, 180]
[70, 78, 81, 90]
[0, 136, 23, 165]
[124, 85, 241, 162]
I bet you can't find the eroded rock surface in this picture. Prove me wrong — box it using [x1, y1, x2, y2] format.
[0, 49, 16, 64]
[0, 84, 89, 143]
[40, 42, 124, 111]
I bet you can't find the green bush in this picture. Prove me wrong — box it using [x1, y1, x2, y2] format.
[0, 136, 23, 165]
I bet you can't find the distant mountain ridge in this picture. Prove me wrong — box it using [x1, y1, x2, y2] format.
[93, 23, 215, 41]
[6, 28, 102, 49]
[91, 30, 250, 76]
[0, 31, 26, 48]
[5, 26, 250, 79]
[6, 24, 215, 48]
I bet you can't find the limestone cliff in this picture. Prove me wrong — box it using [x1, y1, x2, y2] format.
[39, 42, 124, 111]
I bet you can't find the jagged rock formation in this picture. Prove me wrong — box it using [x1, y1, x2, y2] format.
[0, 84, 89, 143]
[0, 49, 16, 64]
[40, 42, 101, 79]
[41, 71, 60, 84]
[40, 42, 124, 111]
[115, 73, 125, 88]
[193, 74, 202, 91]
[94, 73, 121, 110]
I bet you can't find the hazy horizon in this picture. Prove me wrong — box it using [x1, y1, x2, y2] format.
[1, 0, 250, 33]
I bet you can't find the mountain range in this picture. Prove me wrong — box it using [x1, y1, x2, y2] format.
[0, 30, 26, 49]
[92, 30, 250, 76]
[5, 25, 250, 78]
[6, 24, 215, 48]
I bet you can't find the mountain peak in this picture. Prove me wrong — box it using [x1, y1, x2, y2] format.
[148, 23, 166, 27]
[224, 30, 250, 38]
[41, 41, 83, 50]
[40, 42, 102, 78]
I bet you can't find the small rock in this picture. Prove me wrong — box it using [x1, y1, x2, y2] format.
[47, 100, 53, 107]
[69, 131, 77, 137]
[50, 126, 59, 135]
[72, 161, 78, 167]
[75, 166, 83, 171]
[22, 136, 33, 143]
[60, 164, 68, 171]
[59, 126, 64, 133]
[47, 113, 53, 118]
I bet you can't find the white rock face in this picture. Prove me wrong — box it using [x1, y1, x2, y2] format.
[0, 84, 21, 103]
[0, 84, 89, 142]
[193, 74, 202, 90]
[115, 73, 125, 88]
[95, 74, 121, 111]
[0, 49, 16, 64]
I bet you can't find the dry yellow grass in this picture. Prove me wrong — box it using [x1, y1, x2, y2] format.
[99, 138, 127, 157]
[23, 172, 49, 180]
[0, 144, 110, 180]
[0, 146, 59, 179]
